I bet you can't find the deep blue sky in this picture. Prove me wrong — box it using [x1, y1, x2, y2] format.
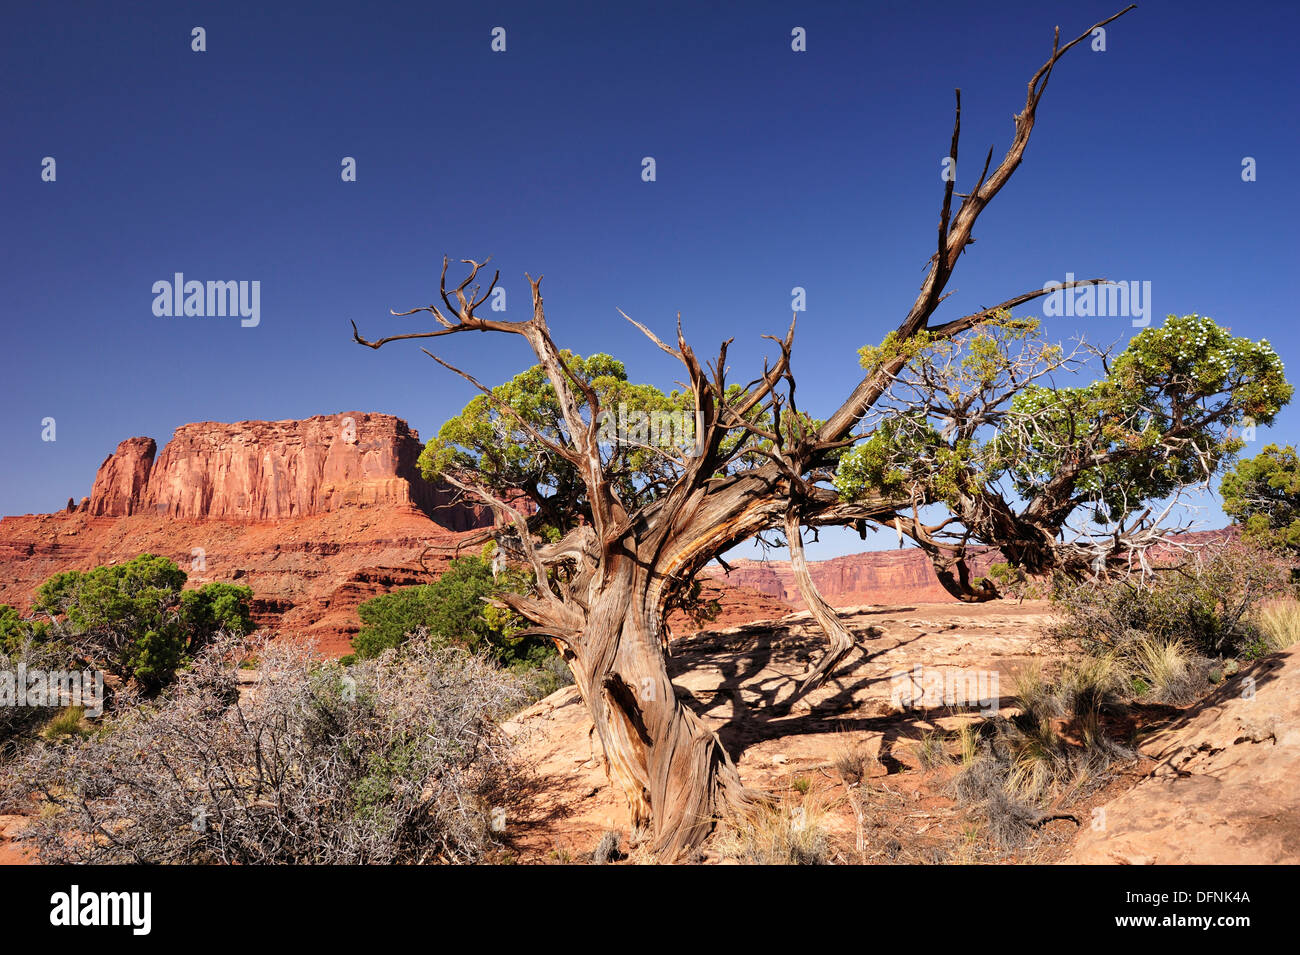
[2, 0, 1296, 559]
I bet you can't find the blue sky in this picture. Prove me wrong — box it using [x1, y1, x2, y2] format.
[2, 0, 1296, 559]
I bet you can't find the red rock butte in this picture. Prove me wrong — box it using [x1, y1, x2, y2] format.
[1, 413, 497, 655]
[85, 413, 488, 528]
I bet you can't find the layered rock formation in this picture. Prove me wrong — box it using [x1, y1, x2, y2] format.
[705, 549, 999, 608]
[88, 437, 156, 517]
[87, 413, 489, 529]
[0, 507, 470, 656]
[0, 413, 498, 654]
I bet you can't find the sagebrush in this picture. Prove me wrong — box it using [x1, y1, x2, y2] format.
[5, 636, 526, 864]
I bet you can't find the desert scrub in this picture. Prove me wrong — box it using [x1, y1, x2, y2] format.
[1129, 637, 1197, 704]
[0, 639, 75, 757]
[511, 651, 575, 705]
[832, 739, 877, 785]
[954, 750, 1045, 850]
[1050, 544, 1288, 659]
[590, 830, 624, 864]
[953, 655, 1133, 849]
[915, 727, 951, 771]
[956, 720, 981, 766]
[4, 635, 526, 864]
[716, 798, 831, 865]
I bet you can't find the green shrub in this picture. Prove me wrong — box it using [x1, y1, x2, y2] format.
[28, 555, 252, 690]
[985, 562, 1048, 600]
[0, 604, 52, 654]
[1222, 444, 1300, 556]
[351, 555, 548, 667]
[0, 639, 72, 753]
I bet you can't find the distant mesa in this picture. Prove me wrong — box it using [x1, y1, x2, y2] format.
[84, 413, 490, 531]
[0, 412, 497, 655]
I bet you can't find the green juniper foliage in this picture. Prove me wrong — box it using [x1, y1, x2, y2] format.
[1222, 443, 1300, 555]
[835, 315, 1290, 540]
[351, 554, 542, 665]
[421, 352, 696, 535]
[28, 554, 252, 690]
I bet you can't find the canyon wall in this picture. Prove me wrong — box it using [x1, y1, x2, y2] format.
[706, 549, 999, 608]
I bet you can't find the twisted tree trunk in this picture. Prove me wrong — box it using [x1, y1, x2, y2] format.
[573, 554, 757, 854]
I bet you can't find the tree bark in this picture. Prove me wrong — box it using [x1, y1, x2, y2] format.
[576, 555, 758, 856]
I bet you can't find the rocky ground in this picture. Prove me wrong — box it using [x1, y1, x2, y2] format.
[500, 601, 1299, 865]
[3, 597, 1295, 865]
[1065, 648, 1300, 865]
[502, 600, 1058, 862]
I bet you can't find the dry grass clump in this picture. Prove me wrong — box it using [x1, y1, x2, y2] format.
[914, 727, 951, 771]
[956, 720, 981, 767]
[831, 735, 878, 785]
[716, 794, 831, 865]
[1130, 637, 1198, 704]
[39, 706, 88, 741]
[1256, 599, 1300, 653]
[953, 653, 1133, 850]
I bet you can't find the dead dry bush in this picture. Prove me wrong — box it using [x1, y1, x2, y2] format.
[4, 635, 526, 864]
[715, 795, 832, 865]
[1050, 544, 1289, 661]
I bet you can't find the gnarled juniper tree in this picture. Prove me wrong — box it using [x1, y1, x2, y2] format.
[353, 6, 1288, 854]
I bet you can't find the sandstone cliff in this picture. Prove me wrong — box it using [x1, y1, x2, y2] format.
[87, 413, 489, 529]
[0, 413, 498, 654]
[88, 437, 156, 517]
[705, 549, 999, 608]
